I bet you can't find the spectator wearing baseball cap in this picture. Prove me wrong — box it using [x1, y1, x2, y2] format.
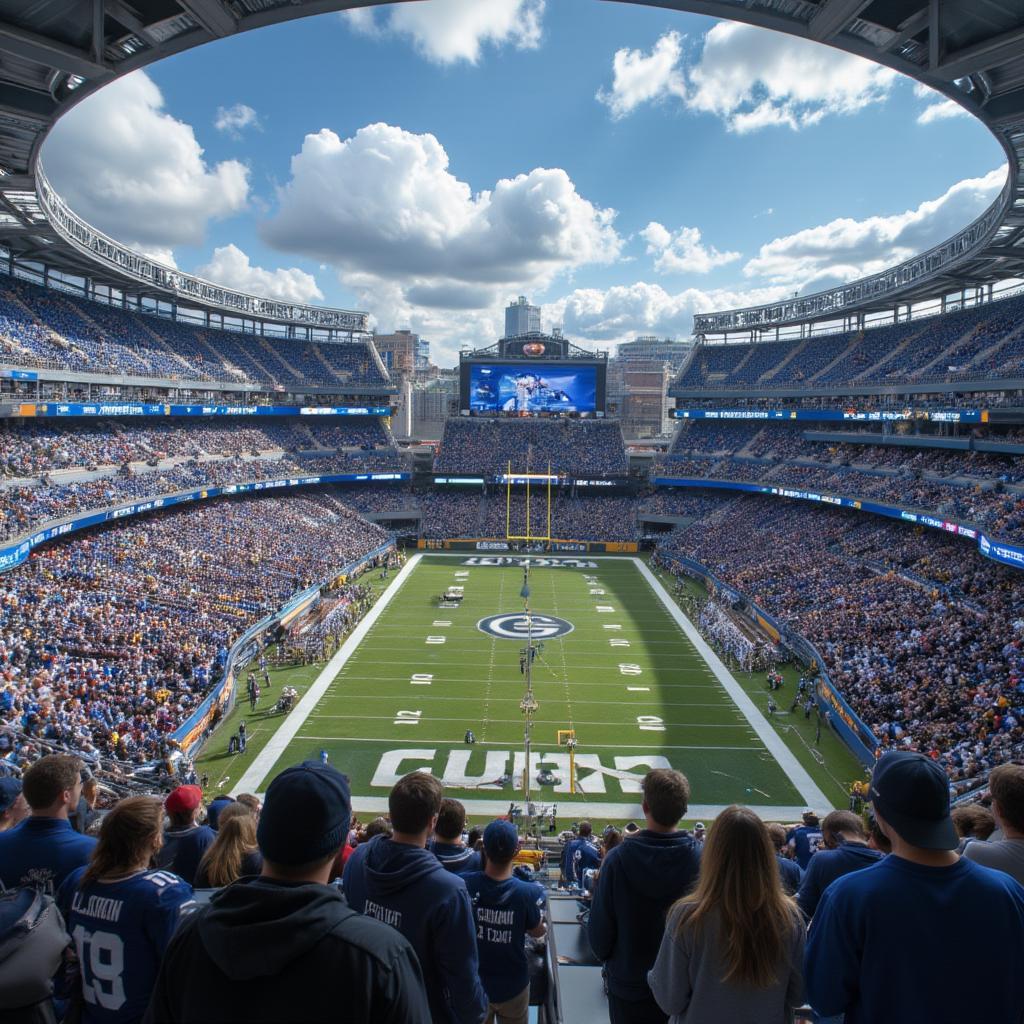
[154, 784, 214, 887]
[0, 776, 27, 833]
[805, 751, 1024, 1024]
[205, 794, 235, 832]
[145, 761, 430, 1024]
[462, 821, 547, 1024]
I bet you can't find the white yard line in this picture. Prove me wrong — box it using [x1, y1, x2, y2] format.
[234, 554, 423, 793]
[632, 557, 831, 812]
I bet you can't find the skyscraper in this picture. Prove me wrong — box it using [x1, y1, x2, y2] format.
[504, 296, 541, 338]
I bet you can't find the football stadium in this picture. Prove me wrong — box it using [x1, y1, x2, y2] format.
[1, 1, 1024, 1022]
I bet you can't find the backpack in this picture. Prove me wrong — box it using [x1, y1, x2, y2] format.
[0, 888, 69, 1012]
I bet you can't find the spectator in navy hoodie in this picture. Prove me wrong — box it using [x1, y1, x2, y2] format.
[429, 798, 482, 874]
[786, 810, 823, 869]
[588, 769, 701, 1024]
[0, 754, 96, 894]
[796, 809, 883, 920]
[805, 751, 1024, 1024]
[155, 785, 214, 886]
[343, 772, 488, 1024]
[463, 820, 547, 1024]
[767, 822, 802, 895]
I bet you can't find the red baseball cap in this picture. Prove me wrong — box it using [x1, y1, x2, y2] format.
[165, 785, 203, 815]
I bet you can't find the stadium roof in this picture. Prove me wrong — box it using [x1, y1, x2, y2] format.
[0, 0, 1022, 332]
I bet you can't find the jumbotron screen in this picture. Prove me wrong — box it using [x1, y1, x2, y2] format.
[461, 361, 605, 415]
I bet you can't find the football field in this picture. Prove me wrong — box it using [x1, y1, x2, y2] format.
[234, 554, 831, 819]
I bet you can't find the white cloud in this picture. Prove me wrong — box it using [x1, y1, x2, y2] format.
[640, 221, 741, 274]
[214, 103, 261, 138]
[596, 31, 687, 120]
[913, 82, 971, 125]
[194, 244, 323, 304]
[598, 22, 897, 132]
[545, 280, 793, 347]
[42, 71, 248, 254]
[342, 0, 544, 64]
[262, 122, 621, 315]
[744, 167, 1007, 289]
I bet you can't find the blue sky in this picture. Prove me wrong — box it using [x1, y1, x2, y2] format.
[42, 0, 1005, 366]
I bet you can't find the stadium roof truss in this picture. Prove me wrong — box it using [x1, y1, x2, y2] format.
[0, 1, 1022, 332]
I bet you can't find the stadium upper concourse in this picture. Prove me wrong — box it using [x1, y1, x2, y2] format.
[3, 3, 1024, 1023]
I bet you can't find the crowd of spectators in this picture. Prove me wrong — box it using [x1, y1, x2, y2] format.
[0, 417, 394, 479]
[658, 495, 1024, 784]
[0, 274, 389, 388]
[434, 418, 628, 477]
[0, 490, 388, 769]
[676, 290, 1024, 392]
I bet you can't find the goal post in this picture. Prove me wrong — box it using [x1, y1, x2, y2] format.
[557, 729, 577, 794]
[506, 461, 553, 542]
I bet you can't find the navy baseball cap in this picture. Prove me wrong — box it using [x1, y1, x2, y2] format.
[257, 760, 351, 866]
[484, 820, 519, 861]
[868, 751, 957, 850]
[0, 777, 21, 814]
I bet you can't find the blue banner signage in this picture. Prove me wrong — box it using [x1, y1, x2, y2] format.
[10, 402, 391, 418]
[653, 476, 1019, 570]
[0, 472, 409, 573]
[672, 408, 985, 423]
[0, 369, 38, 381]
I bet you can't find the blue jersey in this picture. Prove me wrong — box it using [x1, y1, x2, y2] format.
[786, 824, 824, 869]
[564, 838, 600, 887]
[57, 868, 195, 1024]
[462, 872, 545, 1003]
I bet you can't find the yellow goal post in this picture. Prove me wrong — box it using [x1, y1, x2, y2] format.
[557, 729, 577, 794]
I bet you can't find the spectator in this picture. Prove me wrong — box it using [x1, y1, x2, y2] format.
[145, 761, 429, 1024]
[343, 772, 488, 1024]
[155, 786, 214, 887]
[805, 751, 1024, 1023]
[0, 776, 28, 833]
[57, 796, 194, 1024]
[951, 803, 996, 847]
[562, 820, 600, 890]
[796, 810, 883, 920]
[234, 793, 261, 821]
[429, 798, 481, 874]
[462, 821, 547, 1024]
[205, 795, 235, 832]
[588, 769, 702, 1024]
[193, 803, 262, 888]
[766, 822, 802, 896]
[648, 805, 804, 1023]
[963, 763, 1024, 884]
[0, 754, 96, 894]
[786, 811, 823, 870]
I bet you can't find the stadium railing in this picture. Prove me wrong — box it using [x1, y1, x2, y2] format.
[657, 551, 879, 767]
[171, 540, 395, 758]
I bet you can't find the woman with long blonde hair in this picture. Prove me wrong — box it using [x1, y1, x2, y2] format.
[194, 802, 261, 887]
[648, 805, 805, 1023]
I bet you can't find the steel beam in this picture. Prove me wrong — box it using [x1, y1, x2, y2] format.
[0, 21, 110, 79]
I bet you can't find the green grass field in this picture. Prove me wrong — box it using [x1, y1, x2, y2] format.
[206, 553, 856, 821]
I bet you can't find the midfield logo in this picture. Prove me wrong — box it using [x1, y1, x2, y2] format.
[477, 613, 575, 640]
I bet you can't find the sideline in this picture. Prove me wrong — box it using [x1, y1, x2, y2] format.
[234, 553, 423, 792]
[633, 558, 831, 811]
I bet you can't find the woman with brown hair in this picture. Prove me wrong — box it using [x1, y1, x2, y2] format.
[193, 802, 261, 888]
[57, 796, 194, 1024]
[648, 805, 805, 1023]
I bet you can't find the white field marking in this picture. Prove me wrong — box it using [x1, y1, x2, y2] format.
[589, 589, 606, 595]
[411, 674, 433, 686]
[602, 624, 622, 630]
[632, 557, 832, 811]
[296, 735, 765, 751]
[626, 686, 651, 692]
[394, 710, 422, 726]
[595, 605, 615, 613]
[432, 620, 452, 627]
[619, 663, 643, 676]
[233, 553, 424, 793]
[609, 638, 631, 647]
[304, 715, 748, 728]
[426, 636, 446, 644]
[638, 715, 666, 732]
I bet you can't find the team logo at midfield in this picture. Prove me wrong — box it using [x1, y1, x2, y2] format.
[477, 613, 575, 640]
